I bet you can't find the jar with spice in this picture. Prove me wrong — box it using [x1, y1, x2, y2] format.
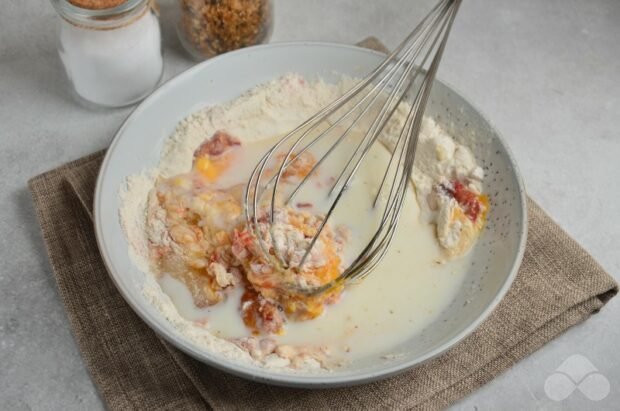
[50, 0, 163, 107]
[177, 0, 273, 60]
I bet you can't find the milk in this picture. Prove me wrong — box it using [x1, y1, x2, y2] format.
[159, 133, 470, 361]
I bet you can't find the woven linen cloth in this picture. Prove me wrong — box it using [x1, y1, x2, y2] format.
[28, 39, 617, 411]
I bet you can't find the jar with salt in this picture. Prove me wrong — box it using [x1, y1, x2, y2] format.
[51, 0, 163, 107]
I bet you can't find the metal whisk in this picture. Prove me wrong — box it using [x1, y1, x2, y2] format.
[244, 0, 462, 294]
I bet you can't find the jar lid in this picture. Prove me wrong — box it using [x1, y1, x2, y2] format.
[68, 0, 128, 9]
[52, 0, 150, 29]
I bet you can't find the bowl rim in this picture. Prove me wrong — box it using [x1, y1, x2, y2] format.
[94, 41, 528, 388]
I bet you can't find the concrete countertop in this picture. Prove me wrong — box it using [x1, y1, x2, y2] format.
[1, 0, 618, 409]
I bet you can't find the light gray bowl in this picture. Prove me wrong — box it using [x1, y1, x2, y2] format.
[94, 42, 527, 388]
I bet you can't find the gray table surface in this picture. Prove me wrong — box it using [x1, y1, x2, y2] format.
[1, 0, 619, 409]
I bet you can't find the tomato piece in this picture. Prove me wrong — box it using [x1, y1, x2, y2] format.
[194, 130, 241, 158]
[447, 180, 485, 222]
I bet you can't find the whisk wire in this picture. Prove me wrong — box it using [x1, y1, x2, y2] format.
[296, 0, 459, 272]
[287, 0, 454, 205]
[244, 0, 462, 293]
[246, 0, 450, 215]
[351, 1, 462, 280]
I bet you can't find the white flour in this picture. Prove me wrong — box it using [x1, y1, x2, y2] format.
[119, 73, 484, 371]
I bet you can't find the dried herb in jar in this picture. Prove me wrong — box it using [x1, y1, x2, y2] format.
[178, 0, 273, 59]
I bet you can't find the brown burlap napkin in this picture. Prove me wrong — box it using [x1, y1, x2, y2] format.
[28, 39, 617, 410]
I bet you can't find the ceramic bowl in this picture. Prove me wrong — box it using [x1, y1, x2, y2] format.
[94, 42, 527, 387]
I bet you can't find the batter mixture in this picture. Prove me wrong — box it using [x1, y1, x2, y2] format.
[119, 74, 488, 371]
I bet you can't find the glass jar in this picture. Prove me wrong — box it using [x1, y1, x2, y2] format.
[177, 0, 273, 60]
[51, 0, 164, 108]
